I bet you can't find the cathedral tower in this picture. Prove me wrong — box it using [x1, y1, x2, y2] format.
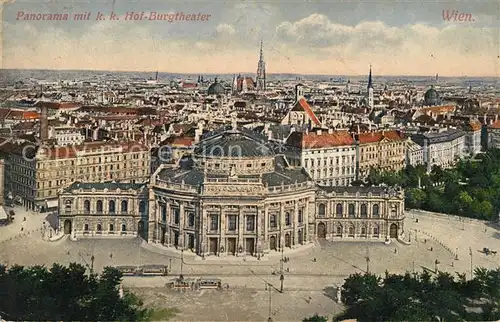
[367, 65, 374, 110]
[256, 40, 266, 91]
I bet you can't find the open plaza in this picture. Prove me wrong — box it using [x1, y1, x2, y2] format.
[1, 206, 498, 321]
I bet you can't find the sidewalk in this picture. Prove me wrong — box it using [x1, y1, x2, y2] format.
[141, 240, 315, 266]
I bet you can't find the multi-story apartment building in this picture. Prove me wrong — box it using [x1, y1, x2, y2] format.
[487, 120, 500, 149]
[412, 129, 465, 171]
[2, 140, 150, 210]
[355, 130, 406, 179]
[406, 139, 424, 166]
[58, 181, 149, 239]
[463, 120, 482, 156]
[285, 129, 357, 186]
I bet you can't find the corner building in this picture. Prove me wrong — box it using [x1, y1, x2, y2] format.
[148, 126, 405, 258]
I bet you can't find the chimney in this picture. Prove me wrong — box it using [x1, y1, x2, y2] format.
[316, 129, 322, 135]
[328, 128, 334, 134]
[40, 105, 49, 141]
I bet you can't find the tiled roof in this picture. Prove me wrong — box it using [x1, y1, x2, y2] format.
[286, 131, 355, 149]
[37, 141, 149, 160]
[357, 130, 404, 144]
[163, 136, 195, 147]
[420, 105, 455, 115]
[291, 98, 321, 125]
[489, 120, 500, 129]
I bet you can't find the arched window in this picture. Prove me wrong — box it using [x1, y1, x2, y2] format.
[285, 212, 291, 226]
[336, 203, 343, 217]
[96, 200, 103, 213]
[121, 200, 128, 213]
[318, 204, 326, 217]
[372, 204, 380, 218]
[373, 225, 380, 237]
[96, 223, 102, 232]
[336, 225, 342, 236]
[348, 204, 355, 217]
[109, 224, 114, 231]
[121, 224, 127, 232]
[84, 223, 89, 231]
[360, 204, 367, 218]
[348, 224, 355, 236]
[361, 225, 367, 236]
[109, 200, 115, 214]
[139, 200, 146, 213]
[84, 200, 90, 213]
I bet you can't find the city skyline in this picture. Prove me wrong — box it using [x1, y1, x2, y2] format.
[2, 1, 499, 77]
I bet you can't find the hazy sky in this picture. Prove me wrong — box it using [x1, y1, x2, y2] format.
[2, 0, 499, 76]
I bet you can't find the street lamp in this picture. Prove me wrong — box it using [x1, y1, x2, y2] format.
[267, 283, 273, 322]
[365, 247, 370, 273]
[180, 249, 184, 279]
[280, 246, 284, 293]
[469, 247, 473, 279]
[169, 258, 172, 274]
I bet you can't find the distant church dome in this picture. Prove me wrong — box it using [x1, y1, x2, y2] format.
[207, 78, 225, 95]
[424, 85, 440, 106]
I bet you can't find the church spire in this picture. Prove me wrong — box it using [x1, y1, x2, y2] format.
[256, 40, 266, 92]
[367, 65, 373, 90]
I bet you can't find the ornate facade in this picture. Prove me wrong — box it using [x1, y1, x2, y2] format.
[58, 126, 406, 258]
[146, 126, 405, 258]
[58, 182, 149, 239]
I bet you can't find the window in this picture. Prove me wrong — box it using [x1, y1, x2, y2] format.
[372, 204, 379, 218]
[188, 213, 195, 227]
[336, 203, 343, 216]
[109, 200, 116, 214]
[348, 204, 355, 217]
[161, 205, 167, 222]
[122, 224, 127, 232]
[298, 209, 303, 223]
[84, 200, 90, 213]
[270, 214, 277, 228]
[318, 204, 326, 217]
[121, 200, 128, 213]
[139, 201, 146, 213]
[228, 215, 237, 231]
[173, 208, 180, 225]
[84, 223, 89, 231]
[373, 226, 380, 236]
[109, 224, 114, 231]
[336, 225, 342, 236]
[348, 224, 354, 236]
[96, 200, 103, 213]
[246, 215, 255, 231]
[360, 204, 367, 218]
[210, 215, 219, 231]
[97, 224, 102, 232]
[285, 212, 291, 226]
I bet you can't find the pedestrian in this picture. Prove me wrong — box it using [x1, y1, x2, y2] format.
[313, 258, 316, 262]
[110, 253, 113, 259]
[394, 248, 397, 254]
[21, 227, 23, 232]
[430, 247, 433, 251]
[23, 217, 26, 222]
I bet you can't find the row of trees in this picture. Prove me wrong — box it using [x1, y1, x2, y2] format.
[366, 149, 500, 220]
[0, 263, 153, 321]
[303, 267, 500, 322]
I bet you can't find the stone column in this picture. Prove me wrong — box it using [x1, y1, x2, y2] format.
[238, 207, 243, 255]
[279, 203, 284, 249]
[293, 201, 299, 247]
[220, 207, 227, 256]
[200, 208, 207, 257]
[179, 203, 185, 249]
[264, 204, 270, 254]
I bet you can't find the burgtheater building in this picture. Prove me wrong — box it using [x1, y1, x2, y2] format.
[146, 126, 406, 257]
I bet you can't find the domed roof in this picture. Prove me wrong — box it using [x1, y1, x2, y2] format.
[424, 85, 440, 106]
[194, 131, 274, 158]
[207, 78, 225, 95]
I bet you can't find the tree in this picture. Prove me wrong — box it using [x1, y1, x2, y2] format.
[0, 263, 153, 321]
[335, 268, 500, 322]
[302, 313, 328, 322]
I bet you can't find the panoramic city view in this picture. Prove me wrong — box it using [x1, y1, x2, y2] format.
[0, 0, 499, 321]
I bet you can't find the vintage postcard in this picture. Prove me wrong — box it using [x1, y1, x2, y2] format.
[0, 1, 499, 321]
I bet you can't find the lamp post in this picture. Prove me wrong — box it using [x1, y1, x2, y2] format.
[267, 283, 273, 322]
[365, 247, 370, 273]
[169, 258, 172, 274]
[180, 249, 184, 279]
[469, 247, 473, 279]
[280, 246, 284, 293]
